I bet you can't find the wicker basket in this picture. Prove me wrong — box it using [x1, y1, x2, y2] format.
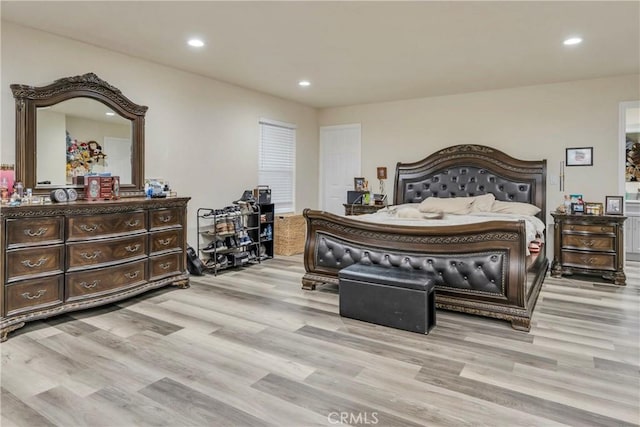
[274, 214, 307, 256]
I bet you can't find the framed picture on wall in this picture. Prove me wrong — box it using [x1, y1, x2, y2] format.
[566, 147, 593, 166]
[376, 167, 387, 180]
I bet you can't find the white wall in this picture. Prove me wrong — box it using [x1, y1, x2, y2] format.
[319, 75, 640, 256]
[1, 21, 319, 248]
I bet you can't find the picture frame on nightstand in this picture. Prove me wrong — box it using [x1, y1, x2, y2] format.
[605, 196, 624, 215]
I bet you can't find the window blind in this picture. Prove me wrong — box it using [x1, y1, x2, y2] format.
[259, 119, 296, 213]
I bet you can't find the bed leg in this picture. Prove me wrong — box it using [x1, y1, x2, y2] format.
[301, 280, 317, 291]
[510, 318, 531, 332]
[301, 273, 321, 290]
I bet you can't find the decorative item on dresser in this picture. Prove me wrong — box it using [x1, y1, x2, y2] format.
[551, 212, 626, 285]
[0, 195, 190, 341]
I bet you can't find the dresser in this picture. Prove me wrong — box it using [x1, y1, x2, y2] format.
[551, 213, 626, 285]
[0, 197, 190, 340]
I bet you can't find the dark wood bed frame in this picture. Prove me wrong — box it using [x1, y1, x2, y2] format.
[302, 144, 548, 331]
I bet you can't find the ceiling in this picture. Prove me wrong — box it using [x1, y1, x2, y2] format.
[2, 1, 639, 109]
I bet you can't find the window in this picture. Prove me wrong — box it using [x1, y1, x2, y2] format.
[258, 119, 296, 213]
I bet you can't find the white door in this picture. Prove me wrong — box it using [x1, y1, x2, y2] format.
[320, 124, 361, 215]
[103, 137, 132, 184]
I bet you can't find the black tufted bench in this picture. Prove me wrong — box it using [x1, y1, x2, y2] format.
[338, 264, 436, 334]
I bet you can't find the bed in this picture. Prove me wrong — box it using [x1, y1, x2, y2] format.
[302, 144, 548, 331]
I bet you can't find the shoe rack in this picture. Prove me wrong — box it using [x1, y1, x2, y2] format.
[258, 203, 275, 259]
[196, 204, 262, 276]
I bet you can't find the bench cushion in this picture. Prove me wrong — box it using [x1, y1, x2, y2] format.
[338, 263, 434, 291]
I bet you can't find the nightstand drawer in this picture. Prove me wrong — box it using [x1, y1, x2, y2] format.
[564, 223, 614, 234]
[562, 235, 614, 251]
[563, 251, 615, 271]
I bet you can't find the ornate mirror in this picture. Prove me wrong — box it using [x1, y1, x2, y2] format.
[11, 73, 147, 196]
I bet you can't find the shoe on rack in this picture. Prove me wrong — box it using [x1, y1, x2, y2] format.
[216, 237, 227, 251]
[233, 190, 256, 205]
[202, 241, 217, 253]
[217, 253, 228, 267]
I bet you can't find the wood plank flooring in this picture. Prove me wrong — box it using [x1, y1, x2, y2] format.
[2, 256, 639, 426]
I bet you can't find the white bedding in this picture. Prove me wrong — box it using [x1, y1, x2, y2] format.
[352, 204, 545, 255]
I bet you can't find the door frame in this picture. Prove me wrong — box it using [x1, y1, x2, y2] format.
[619, 100, 640, 195]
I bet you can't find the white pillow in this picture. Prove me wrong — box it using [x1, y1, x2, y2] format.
[470, 193, 496, 213]
[418, 197, 473, 215]
[491, 200, 541, 216]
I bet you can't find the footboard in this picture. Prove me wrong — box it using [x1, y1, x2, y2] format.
[302, 209, 547, 331]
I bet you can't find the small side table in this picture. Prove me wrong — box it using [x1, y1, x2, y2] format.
[343, 203, 385, 216]
[550, 212, 626, 285]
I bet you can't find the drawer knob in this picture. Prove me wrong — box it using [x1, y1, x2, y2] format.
[158, 238, 172, 246]
[21, 289, 46, 300]
[21, 257, 48, 268]
[125, 244, 141, 253]
[159, 215, 172, 223]
[23, 227, 48, 237]
[80, 224, 99, 232]
[126, 219, 140, 227]
[80, 251, 101, 260]
[125, 271, 139, 279]
[160, 262, 172, 270]
[581, 240, 595, 247]
[80, 280, 100, 289]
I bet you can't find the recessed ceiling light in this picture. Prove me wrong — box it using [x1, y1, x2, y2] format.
[298, 80, 311, 87]
[105, 112, 115, 116]
[563, 37, 582, 46]
[188, 38, 205, 48]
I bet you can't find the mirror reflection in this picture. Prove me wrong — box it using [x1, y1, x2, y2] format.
[36, 98, 132, 186]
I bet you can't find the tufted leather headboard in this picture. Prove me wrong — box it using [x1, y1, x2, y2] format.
[394, 144, 547, 221]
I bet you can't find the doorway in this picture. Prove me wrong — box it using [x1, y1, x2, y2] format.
[319, 124, 361, 215]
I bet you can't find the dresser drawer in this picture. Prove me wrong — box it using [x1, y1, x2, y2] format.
[563, 223, 614, 234]
[5, 275, 63, 316]
[67, 235, 147, 270]
[562, 235, 614, 251]
[149, 229, 183, 254]
[66, 259, 147, 302]
[67, 211, 146, 241]
[150, 208, 182, 230]
[6, 217, 64, 248]
[5, 245, 65, 283]
[563, 251, 615, 271]
[149, 252, 184, 281]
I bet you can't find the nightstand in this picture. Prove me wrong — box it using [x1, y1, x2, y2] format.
[551, 213, 627, 285]
[343, 203, 385, 216]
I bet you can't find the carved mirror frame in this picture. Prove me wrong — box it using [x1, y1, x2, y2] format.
[11, 73, 147, 197]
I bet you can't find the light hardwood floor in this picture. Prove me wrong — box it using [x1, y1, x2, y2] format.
[2, 256, 639, 426]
